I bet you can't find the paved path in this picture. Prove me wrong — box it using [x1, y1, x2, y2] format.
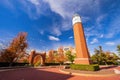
[0, 67, 120, 80]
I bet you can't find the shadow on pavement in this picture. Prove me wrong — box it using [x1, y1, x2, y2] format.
[0, 67, 73, 80]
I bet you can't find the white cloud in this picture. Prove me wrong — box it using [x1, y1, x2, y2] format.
[28, 0, 40, 6]
[84, 14, 106, 39]
[85, 26, 98, 37]
[44, 0, 100, 18]
[43, 0, 101, 35]
[39, 30, 44, 35]
[52, 27, 61, 36]
[105, 42, 115, 46]
[85, 30, 98, 38]
[69, 36, 73, 39]
[18, 0, 42, 19]
[48, 36, 60, 41]
[105, 33, 114, 38]
[90, 38, 98, 44]
[96, 14, 106, 24]
[1, 0, 102, 37]
[9, 0, 48, 20]
[96, 14, 106, 29]
[82, 16, 90, 23]
[100, 34, 104, 38]
[44, 0, 70, 18]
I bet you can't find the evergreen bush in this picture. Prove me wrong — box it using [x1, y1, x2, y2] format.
[70, 64, 100, 71]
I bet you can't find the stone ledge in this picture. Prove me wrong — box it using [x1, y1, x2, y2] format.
[59, 69, 117, 77]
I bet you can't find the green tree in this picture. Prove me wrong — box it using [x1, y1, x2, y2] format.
[65, 50, 75, 63]
[105, 52, 119, 65]
[91, 53, 107, 65]
[117, 45, 120, 57]
[91, 46, 107, 65]
[91, 46, 119, 65]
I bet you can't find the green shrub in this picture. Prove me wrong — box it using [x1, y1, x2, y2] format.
[34, 61, 41, 67]
[70, 64, 100, 71]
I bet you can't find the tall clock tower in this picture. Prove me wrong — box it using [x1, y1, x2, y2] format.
[72, 14, 91, 64]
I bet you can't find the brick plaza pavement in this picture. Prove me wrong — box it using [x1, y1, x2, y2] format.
[0, 67, 120, 80]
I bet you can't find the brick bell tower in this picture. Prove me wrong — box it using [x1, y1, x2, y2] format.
[72, 14, 91, 64]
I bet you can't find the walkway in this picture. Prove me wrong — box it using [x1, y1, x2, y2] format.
[0, 67, 120, 80]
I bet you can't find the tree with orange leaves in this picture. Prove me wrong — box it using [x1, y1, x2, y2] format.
[0, 32, 28, 65]
[47, 50, 55, 63]
[55, 47, 66, 64]
[8, 32, 28, 54]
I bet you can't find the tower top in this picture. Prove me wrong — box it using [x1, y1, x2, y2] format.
[72, 14, 82, 25]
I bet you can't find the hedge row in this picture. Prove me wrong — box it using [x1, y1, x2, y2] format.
[44, 63, 60, 66]
[0, 62, 29, 67]
[70, 64, 100, 71]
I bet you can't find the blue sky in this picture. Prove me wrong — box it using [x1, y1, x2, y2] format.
[0, 0, 120, 54]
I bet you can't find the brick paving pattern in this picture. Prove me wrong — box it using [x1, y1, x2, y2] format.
[0, 67, 120, 80]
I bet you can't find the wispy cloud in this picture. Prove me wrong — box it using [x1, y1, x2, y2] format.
[96, 14, 107, 30]
[18, 0, 42, 19]
[27, 0, 40, 6]
[105, 33, 114, 38]
[44, 0, 101, 36]
[44, 0, 100, 18]
[38, 30, 44, 35]
[0, 0, 15, 10]
[69, 36, 73, 39]
[44, 0, 70, 18]
[48, 35, 60, 41]
[105, 16, 120, 38]
[99, 34, 104, 38]
[105, 42, 115, 46]
[51, 27, 61, 36]
[1, 0, 120, 53]
[85, 26, 97, 37]
[1, 0, 102, 37]
[90, 38, 99, 44]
